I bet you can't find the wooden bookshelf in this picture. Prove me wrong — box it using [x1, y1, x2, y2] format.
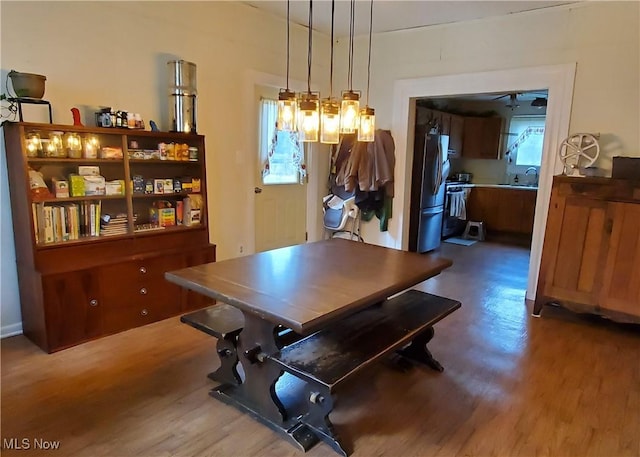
[3, 122, 216, 352]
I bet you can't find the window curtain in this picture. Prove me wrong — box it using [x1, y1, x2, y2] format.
[259, 98, 307, 184]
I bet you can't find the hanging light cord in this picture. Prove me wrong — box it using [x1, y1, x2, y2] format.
[286, 0, 290, 90]
[348, 0, 355, 91]
[307, 0, 313, 94]
[366, 0, 373, 106]
[329, 0, 335, 98]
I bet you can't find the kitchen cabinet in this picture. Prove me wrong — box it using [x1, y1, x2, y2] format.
[462, 116, 503, 159]
[466, 186, 537, 239]
[3, 121, 216, 352]
[416, 107, 465, 157]
[448, 114, 465, 157]
[535, 176, 640, 323]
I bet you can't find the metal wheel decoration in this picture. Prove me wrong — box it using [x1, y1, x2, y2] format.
[559, 133, 600, 174]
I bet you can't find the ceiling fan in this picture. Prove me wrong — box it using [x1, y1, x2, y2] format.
[493, 92, 521, 109]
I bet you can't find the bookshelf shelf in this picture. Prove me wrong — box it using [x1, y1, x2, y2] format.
[3, 121, 215, 353]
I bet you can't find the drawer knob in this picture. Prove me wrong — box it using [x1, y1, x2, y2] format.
[139, 266, 147, 274]
[89, 299, 98, 307]
[141, 309, 148, 316]
[140, 287, 148, 295]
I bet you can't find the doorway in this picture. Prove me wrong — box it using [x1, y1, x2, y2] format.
[391, 63, 576, 300]
[254, 84, 307, 252]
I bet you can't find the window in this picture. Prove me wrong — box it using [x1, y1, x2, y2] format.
[259, 98, 305, 185]
[506, 115, 546, 167]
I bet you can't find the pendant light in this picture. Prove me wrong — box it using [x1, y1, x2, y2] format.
[298, 0, 320, 142]
[277, 0, 297, 132]
[340, 0, 360, 134]
[358, 0, 375, 142]
[320, 0, 340, 144]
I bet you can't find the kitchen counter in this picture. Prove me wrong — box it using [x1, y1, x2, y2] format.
[459, 183, 538, 191]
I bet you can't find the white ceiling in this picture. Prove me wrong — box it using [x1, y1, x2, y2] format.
[245, 1, 577, 38]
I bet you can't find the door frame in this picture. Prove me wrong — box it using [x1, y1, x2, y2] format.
[391, 63, 576, 300]
[243, 70, 324, 255]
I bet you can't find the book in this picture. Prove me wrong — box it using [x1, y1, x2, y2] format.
[43, 206, 54, 243]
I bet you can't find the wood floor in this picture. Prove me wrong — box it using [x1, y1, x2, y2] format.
[2, 241, 639, 457]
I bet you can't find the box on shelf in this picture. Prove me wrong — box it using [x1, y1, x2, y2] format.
[149, 200, 175, 227]
[183, 194, 203, 226]
[78, 166, 100, 176]
[52, 178, 69, 198]
[84, 175, 106, 196]
[192, 178, 201, 193]
[100, 147, 123, 159]
[154, 179, 165, 194]
[105, 180, 125, 196]
[163, 178, 173, 194]
[69, 174, 85, 197]
[132, 175, 144, 194]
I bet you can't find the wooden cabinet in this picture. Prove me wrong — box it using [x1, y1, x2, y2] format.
[448, 114, 465, 157]
[42, 269, 102, 350]
[535, 177, 640, 323]
[3, 122, 216, 352]
[462, 116, 503, 159]
[466, 186, 537, 239]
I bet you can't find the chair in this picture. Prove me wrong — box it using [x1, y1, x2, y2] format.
[322, 193, 362, 241]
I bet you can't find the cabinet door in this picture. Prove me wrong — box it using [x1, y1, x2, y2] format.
[462, 117, 502, 159]
[541, 196, 610, 306]
[599, 202, 640, 317]
[467, 188, 499, 232]
[181, 246, 217, 311]
[42, 269, 102, 351]
[440, 112, 451, 135]
[448, 115, 464, 157]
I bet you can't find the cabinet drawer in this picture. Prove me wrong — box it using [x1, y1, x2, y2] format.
[103, 300, 180, 334]
[100, 255, 186, 307]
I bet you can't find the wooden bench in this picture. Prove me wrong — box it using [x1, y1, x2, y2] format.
[268, 289, 461, 456]
[181, 304, 302, 385]
[181, 304, 245, 385]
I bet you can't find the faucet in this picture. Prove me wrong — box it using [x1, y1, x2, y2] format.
[525, 167, 539, 186]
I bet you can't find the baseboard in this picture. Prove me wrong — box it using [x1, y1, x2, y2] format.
[1, 322, 23, 339]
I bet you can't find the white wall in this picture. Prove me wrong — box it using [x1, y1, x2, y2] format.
[1, 1, 638, 335]
[0, 1, 331, 336]
[346, 2, 639, 247]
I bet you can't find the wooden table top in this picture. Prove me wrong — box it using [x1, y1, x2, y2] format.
[166, 239, 452, 334]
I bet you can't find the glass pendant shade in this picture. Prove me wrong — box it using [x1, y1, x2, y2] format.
[358, 106, 375, 142]
[340, 91, 360, 134]
[277, 89, 298, 131]
[298, 93, 319, 143]
[320, 99, 340, 144]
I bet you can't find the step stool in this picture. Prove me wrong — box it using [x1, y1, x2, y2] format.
[463, 221, 485, 241]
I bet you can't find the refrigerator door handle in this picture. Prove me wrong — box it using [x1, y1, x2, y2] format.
[432, 138, 443, 194]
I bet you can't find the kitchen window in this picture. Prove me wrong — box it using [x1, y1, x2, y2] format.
[506, 115, 545, 168]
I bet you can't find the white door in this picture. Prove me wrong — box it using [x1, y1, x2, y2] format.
[255, 87, 307, 252]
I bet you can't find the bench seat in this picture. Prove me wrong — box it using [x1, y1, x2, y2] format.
[267, 289, 460, 457]
[269, 289, 460, 391]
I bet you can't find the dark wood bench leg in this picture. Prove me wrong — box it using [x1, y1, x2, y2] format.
[208, 334, 242, 385]
[302, 384, 348, 457]
[396, 327, 444, 372]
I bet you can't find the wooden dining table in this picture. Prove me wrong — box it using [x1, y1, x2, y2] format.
[165, 238, 453, 453]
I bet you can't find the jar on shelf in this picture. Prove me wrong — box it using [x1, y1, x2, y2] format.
[48, 131, 65, 157]
[64, 133, 82, 158]
[26, 133, 43, 158]
[83, 136, 100, 159]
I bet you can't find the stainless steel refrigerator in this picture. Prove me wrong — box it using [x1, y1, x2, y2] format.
[408, 126, 450, 253]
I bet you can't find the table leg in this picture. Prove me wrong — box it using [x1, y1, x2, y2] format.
[210, 312, 319, 452]
[207, 335, 242, 385]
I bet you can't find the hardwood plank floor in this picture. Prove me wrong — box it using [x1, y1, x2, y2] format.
[2, 241, 639, 456]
